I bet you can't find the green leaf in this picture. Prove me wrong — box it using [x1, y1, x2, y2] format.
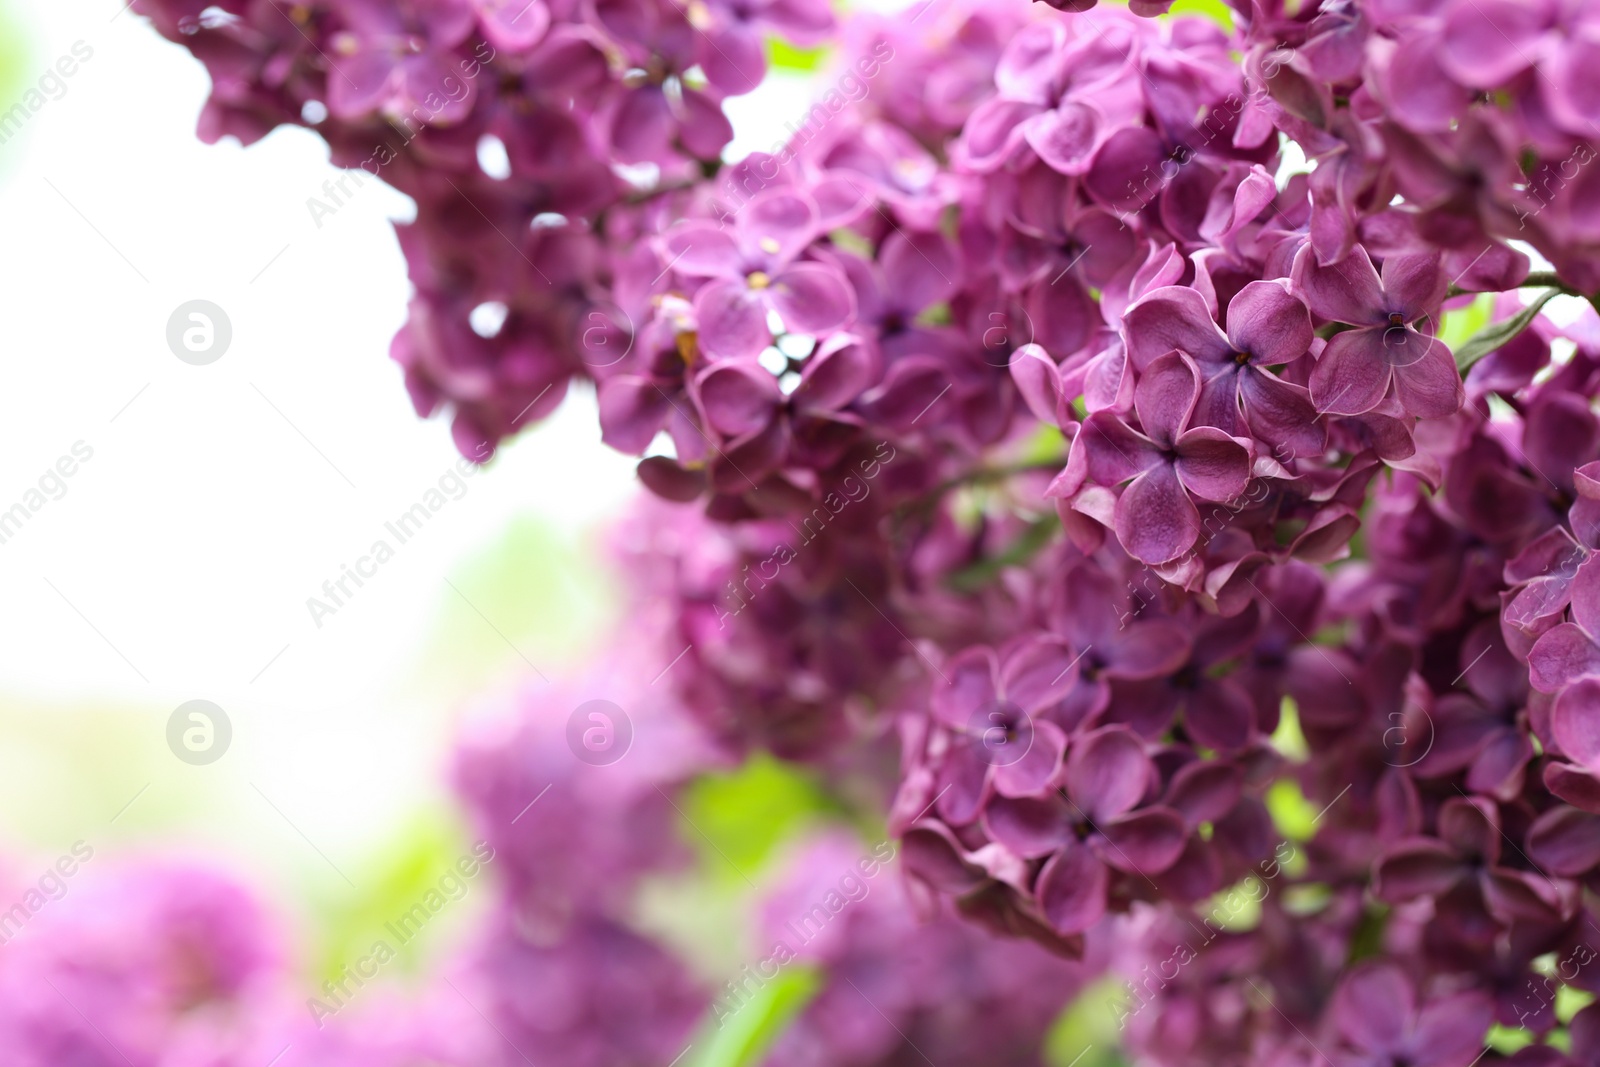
[1166, 0, 1234, 28]
[1486, 1024, 1536, 1054]
[682, 755, 836, 878]
[1043, 977, 1135, 1067]
[684, 966, 822, 1067]
[1438, 292, 1493, 351]
[1269, 697, 1309, 762]
[766, 37, 828, 72]
[1454, 288, 1561, 373]
[1265, 778, 1317, 842]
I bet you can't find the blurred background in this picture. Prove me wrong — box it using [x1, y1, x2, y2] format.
[0, 0, 653, 989]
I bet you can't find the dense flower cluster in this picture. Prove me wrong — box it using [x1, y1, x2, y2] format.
[137, 0, 1600, 1062]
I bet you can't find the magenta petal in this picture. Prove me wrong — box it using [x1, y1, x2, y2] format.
[1381, 253, 1448, 322]
[1066, 725, 1151, 823]
[1173, 427, 1251, 502]
[957, 98, 1041, 172]
[901, 824, 986, 894]
[1134, 351, 1202, 445]
[695, 362, 781, 438]
[994, 720, 1067, 798]
[880, 231, 959, 313]
[1163, 761, 1242, 828]
[743, 188, 819, 265]
[931, 646, 1001, 728]
[1310, 328, 1393, 415]
[1528, 624, 1600, 693]
[1079, 412, 1162, 486]
[1333, 962, 1414, 1054]
[1439, 0, 1551, 88]
[1373, 839, 1465, 902]
[597, 376, 670, 453]
[662, 223, 744, 279]
[1116, 464, 1201, 565]
[1383, 41, 1473, 133]
[609, 85, 675, 162]
[1123, 285, 1232, 373]
[1527, 806, 1600, 877]
[1103, 621, 1191, 679]
[935, 740, 993, 826]
[1002, 637, 1083, 712]
[1226, 280, 1314, 366]
[1239, 368, 1325, 457]
[1184, 677, 1255, 752]
[1391, 336, 1463, 419]
[1545, 763, 1600, 814]
[793, 334, 878, 413]
[1571, 553, 1600, 636]
[1097, 807, 1187, 873]
[695, 279, 771, 360]
[1554, 677, 1600, 770]
[698, 22, 766, 95]
[1084, 125, 1166, 214]
[1036, 838, 1108, 935]
[768, 263, 857, 335]
[982, 796, 1073, 859]
[477, 0, 550, 51]
[1293, 243, 1387, 327]
[1024, 102, 1102, 176]
[1404, 992, 1495, 1067]
[1011, 344, 1065, 425]
[636, 456, 706, 502]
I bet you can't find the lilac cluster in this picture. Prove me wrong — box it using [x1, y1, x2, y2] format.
[750, 832, 1098, 1067]
[139, 0, 1600, 1062]
[0, 859, 487, 1067]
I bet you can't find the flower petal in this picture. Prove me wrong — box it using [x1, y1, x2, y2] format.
[695, 361, 781, 438]
[1527, 806, 1600, 877]
[1226, 280, 1314, 366]
[1116, 464, 1201, 565]
[1293, 243, 1387, 327]
[695, 279, 771, 360]
[768, 263, 857, 336]
[1123, 285, 1232, 373]
[1309, 327, 1393, 415]
[1036, 838, 1108, 935]
[1067, 725, 1151, 823]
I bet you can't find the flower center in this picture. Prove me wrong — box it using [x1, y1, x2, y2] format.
[747, 271, 771, 290]
[1231, 350, 1251, 366]
[1388, 312, 1406, 327]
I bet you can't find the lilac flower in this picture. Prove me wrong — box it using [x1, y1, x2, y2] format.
[1292, 245, 1462, 419]
[1060, 351, 1254, 565]
[1122, 280, 1319, 454]
[661, 188, 856, 360]
[1330, 962, 1495, 1067]
[326, 0, 480, 123]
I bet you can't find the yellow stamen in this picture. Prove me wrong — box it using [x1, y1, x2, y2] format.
[747, 271, 771, 290]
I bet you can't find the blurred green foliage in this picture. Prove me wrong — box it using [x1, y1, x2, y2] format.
[767, 37, 829, 73]
[312, 809, 483, 985]
[681, 754, 839, 880]
[685, 966, 823, 1067]
[418, 515, 618, 695]
[1044, 977, 1133, 1067]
